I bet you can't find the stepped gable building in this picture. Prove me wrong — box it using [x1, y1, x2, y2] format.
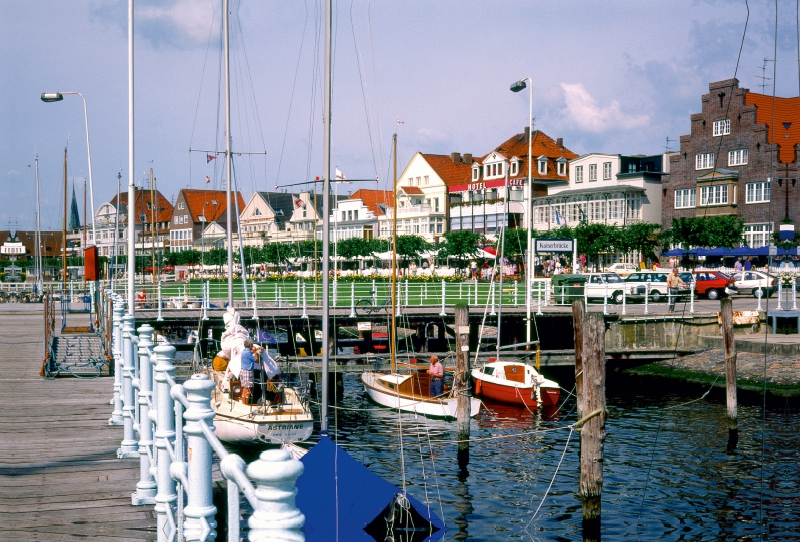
[170, 189, 245, 252]
[449, 128, 577, 238]
[663, 78, 800, 248]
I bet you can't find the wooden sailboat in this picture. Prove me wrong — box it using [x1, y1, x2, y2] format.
[360, 135, 481, 419]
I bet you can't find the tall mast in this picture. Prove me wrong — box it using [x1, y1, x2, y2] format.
[62, 148, 67, 293]
[83, 181, 87, 287]
[35, 156, 42, 293]
[320, 0, 332, 434]
[223, 0, 234, 307]
[390, 134, 397, 374]
[150, 167, 156, 284]
[127, 0, 135, 316]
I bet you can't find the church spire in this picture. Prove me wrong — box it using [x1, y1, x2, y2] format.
[68, 183, 82, 230]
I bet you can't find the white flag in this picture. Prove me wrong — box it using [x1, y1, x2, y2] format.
[335, 167, 346, 180]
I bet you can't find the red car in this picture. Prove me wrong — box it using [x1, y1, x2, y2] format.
[678, 271, 738, 300]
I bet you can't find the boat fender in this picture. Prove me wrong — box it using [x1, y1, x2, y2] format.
[475, 379, 482, 395]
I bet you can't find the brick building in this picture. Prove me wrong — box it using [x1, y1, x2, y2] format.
[663, 79, 800, 248]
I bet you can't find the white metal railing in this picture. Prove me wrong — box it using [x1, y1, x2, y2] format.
[109, 289, 305, 541]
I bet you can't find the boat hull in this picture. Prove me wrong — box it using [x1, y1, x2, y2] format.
[212, 409, 314, 445]
[471, 362, 561, 409]
[361, 372, 481, 419]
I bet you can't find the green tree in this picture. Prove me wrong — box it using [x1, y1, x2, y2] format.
[501, 228, 528, 259]
[263, 243, 298, 266]
[619, 222, 662, 263]
[336, 237, 370, 261]
[440, 230, 482, 270]
[395, 235, 432, 268]
[667, 216, 745, 249]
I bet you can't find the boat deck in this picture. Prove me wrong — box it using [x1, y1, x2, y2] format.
[0, 304, 158, 540]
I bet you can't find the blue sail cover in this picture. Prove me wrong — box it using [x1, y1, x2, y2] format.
[296, 435, 446, 541]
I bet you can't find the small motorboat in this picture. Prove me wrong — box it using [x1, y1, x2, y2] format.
[361, 370, 481, 419]
[471, 360, 560, 409]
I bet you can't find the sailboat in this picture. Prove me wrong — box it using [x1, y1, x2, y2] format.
[360, 135, 481, 420]
[471, 360, 560, 408]
[199, 0, 313, 445]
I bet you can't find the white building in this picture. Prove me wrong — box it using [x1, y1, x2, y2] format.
[238, 191, 296, 247]
[327, 189, 392, 242]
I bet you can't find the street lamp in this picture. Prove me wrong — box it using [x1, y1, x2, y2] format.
[510, 77, 534, 347]
[41, 92, 97, 247]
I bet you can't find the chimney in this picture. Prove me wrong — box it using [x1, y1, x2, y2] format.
[524, 126, 530, 141]
[451, 152, 461, 163]
[463, 153, 472, 164]
[556, 138, 563, 149]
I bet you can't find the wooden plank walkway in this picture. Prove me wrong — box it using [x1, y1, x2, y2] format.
[0, 304, 157, 541]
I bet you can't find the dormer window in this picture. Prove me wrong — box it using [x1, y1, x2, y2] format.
[510, 158, 519, 177]
[537, 156, 548, 175]
[557, 158, 567, 176]
[472, 165, 480, 181]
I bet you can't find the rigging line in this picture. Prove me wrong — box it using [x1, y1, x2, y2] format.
[189, 0, 218, 153]
[366, 0, 386, 183]
[349, 0, 380, 178]
[637, 2, 750, 537]
[525, 426, 574, 532]
[276, 0, 310, 186]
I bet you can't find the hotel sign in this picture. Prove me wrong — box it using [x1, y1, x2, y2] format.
[451, 177, 526, 193]
[535, 239, 574, 253]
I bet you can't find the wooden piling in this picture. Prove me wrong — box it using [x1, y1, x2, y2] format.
[720, 298, 738, 432]
[455, 302, 470, 469]
[577, 311, 606, 539]
[572, 300, 585, 418]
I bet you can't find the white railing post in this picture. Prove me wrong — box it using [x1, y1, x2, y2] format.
[474, 279, 478, 305]
[544, 280, 550, 307]
[777, 281, 783, 310]
[252, 281, 258, 319]
[536, 281, 543, 315]
[349, 282, 356, 318]
[514, 280, 518, 306]
[622, 285, 626, 315]
[119, 314, 139, 458]
[404, 278, 409, 307]
[793, 280, 797, 310]
[202, 281, 209, 320]
[157, 282, 164, 321]
[153, 344, 178, 542]
[644, 283, 649, 315]
[133, 324, 157, 505]
[439, 279, 447, 316]
[423, 281, 428, 302]
[584, 282, 588, 307]
[372, 279, 377, 306]
[109, 295, 124, 426]
[246, 449, 306, 541]
[603, 282, 608, 315]
[180, 374, 218, 542]
[690, 280, 695, 313]
[301, 281, 308, 319]
[490, 282, 497, 316]
[277, 287, 283, 309]
[459, 281, 463, 299]
[296, 280, 301, 308]
[333, 274, 338, 306]
[757, 286, 763, 311]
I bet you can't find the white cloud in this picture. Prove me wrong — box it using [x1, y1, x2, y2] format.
[139, 0, 216, 44]
[560, 83, 649, 133]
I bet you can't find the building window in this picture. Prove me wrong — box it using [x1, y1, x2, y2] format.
[415, 176, 421, 186]
[472, 167, 480, 181]
[558, 160, 566, 176]
[434, 198, 440, 212]
[538, 158, 547, 175]
[353, 210, 358, 220]
[744, 223, 772, 248]
[695, 153, 714, 170]
[674, 188, 697, 209]
[510, 160, 518, 176]
[746, 181, 770, 203]
[700, 185, 729, 205]
[178, 202, 184, 210]
[589, 164, 597, 182]
[603, 162, 612, 180]
[497, 163, 504, 177]
[575, 165, 583, 183]
[424, 175, 429, 185]
[729, 149, 748, 166]
[625, 193, 642, 220]
[713, 119, 730, 136]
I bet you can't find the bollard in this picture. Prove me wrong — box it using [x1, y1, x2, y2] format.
[133, 324, 157, 505]
[349, 282, 356, 318]
[247, 449, 306, 541]
[119, 314, 139, 458]
[644, 283, 649, 315]
[756, 285, 763, 311]
[439, 279, 447, 316]
[157, 282, 164, 321]
[301, 281, 308, 319]
[689, 280, 695, 313]
[109, 295, 125, 426]
[153, 344, 178, 542]
[180, 374, 218, 542]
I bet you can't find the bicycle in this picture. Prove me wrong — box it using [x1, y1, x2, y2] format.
[355, 290, 390, 315]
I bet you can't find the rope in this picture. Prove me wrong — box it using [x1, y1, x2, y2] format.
[525, 426, 574, 531]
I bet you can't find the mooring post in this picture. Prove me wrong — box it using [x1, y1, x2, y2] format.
[721, 298, 738, 433]
[133, 324, 157, 505]
[455, 302, 470, 469]
[572, 300, 585, 416]
[119, 314, 139, 458]
[440, 279, 447, 316]
[578, 311, 606, 539]
[247, 449, 306, 540]
[152, 344, 178, 542]
[109, 295, 125, 426]
[181, 374, 218, 542]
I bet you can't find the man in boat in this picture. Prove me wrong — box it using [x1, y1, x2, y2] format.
[428, 355, 443, 397]
[239, 338, 258, 403]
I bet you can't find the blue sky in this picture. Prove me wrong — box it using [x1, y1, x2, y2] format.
[1, 0, 798, 231]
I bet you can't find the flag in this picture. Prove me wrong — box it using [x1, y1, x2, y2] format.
[335, 167, 346, 181]
[294, 198, 305, 209]
[396, 120, 404, 125]
[555, 209, 564, 226]
[207, 154, 217, 163]
[205, 175, 210, 184]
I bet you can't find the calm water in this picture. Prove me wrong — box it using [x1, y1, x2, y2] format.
[274, 369, 800, 541]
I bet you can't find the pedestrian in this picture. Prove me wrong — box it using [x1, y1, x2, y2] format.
[470, 260, 478, 280]
[239, 339, 259, 404]
[666, 268, 686, 313]
[734, 258, 742, 272]
[427, 354, 444, 397]
[482, 261, 489, 280]
[744, 257, 752, 271]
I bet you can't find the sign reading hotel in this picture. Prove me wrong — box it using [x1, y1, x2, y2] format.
[535, 239, 574, 253]
[451, 177, 525, 193]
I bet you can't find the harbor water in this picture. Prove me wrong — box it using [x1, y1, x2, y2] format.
[265, 368, 800, 541]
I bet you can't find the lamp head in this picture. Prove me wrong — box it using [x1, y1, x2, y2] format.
[510, 80, 527, 93]
[41, 92, 64, 103]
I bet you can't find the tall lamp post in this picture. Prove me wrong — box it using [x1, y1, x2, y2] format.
[510, 77, 533, 347]
[41, 92, 97, 246]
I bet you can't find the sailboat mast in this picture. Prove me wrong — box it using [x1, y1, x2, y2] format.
[35, 156, 42, 293]
[127, 0, 135, 316]
[62, 148, 68, 294]
[390, 134, 397, 374]
[223, 0, 234, 307]
[320, 0, 332, 434]
[496, 168, 509, 358]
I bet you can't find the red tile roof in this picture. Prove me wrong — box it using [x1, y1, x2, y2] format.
[745, 92, 800, 163]
[349, 189, 394, 216]
[420, 154, 474, 187]
[488, 130, 578, 181]
[398, 186, 424, 195]
[180, 189, 245, 223]
[111, 189, 174, 224]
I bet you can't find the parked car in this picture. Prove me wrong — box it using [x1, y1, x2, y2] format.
[624, 271, 672, 302]
[731, 270, 777, 298]
[677, 271, 738, 300]
[603, 263, 638, 278]
[583, 272, 646, 304]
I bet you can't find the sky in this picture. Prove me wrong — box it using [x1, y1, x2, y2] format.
[2, 0, 799, 232]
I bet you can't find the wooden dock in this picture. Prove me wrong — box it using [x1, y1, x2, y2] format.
[0, 304, 157, 541]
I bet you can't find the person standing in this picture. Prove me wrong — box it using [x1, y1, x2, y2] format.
[471, 260, 478, 280]
[744, 257, 752, 271]
[428, 355, 444, 397]
[239, 339, 259, 404]
[666, 268, 686, 313]
[734, 258, 743, 272]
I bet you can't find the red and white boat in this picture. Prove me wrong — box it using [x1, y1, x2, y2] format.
[471, 360, 560, 408]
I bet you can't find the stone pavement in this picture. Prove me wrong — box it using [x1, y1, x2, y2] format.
[658, 348, 800, 387]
